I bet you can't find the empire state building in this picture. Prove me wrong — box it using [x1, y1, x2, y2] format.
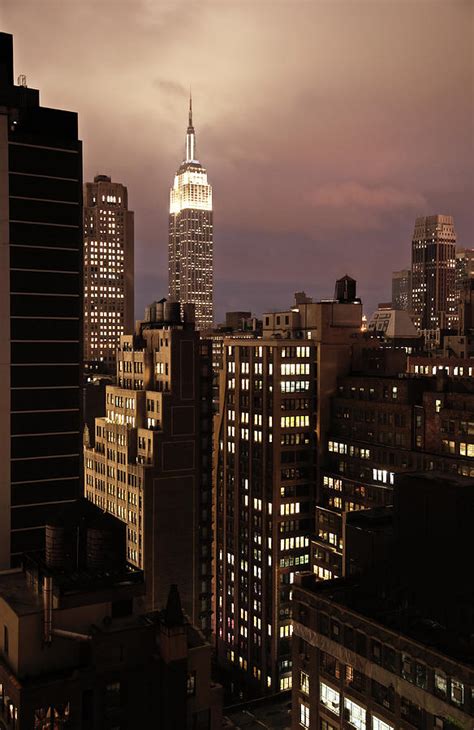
[168, 97, 213, 329]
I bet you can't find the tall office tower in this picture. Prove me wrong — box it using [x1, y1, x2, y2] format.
[391, 267, 412, 310]
[214, 291, 362, 696]
[411, 215, 457, 330]
[168, 97, 213, 330]
[84, 301, 213, 633]
[215, 339, 317, 696]
[83, 175, 134, 373]
[0, 34, 82, 569]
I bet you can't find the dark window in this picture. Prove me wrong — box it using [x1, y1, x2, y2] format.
[372, 640, 382, 664]
[320, 721, 337, 730]
[372, 679, 394, 712]
[104, 681, 121, 713]
[401, 653, 414, 683]
[401, 697, 423, 728]
[355, 631, 366, 656]
[382, 645, 397, 672]
[320, 651, 341, 680]
[344, 626, 354, 650]
[415, 662, 427, 689]
[319, 612, 329, 637]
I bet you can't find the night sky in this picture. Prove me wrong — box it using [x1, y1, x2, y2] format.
[2, 1, 473, 322]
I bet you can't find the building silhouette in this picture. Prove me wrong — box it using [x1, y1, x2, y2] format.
[84, 301, 213, 633]
[411, 215, 457, 330]
[455, 247, 474, 298]
[83, 175, 134, 373]
[0, 499, 222, 729]
[0, 33, 83, 569]
[291, 472, 474, 730]
[168, 97, 213, 330]
[391, 267, 412, 311]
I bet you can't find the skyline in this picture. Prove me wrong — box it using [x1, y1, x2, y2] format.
[0, 16, 473, 727]
[2, 0, 473, 321]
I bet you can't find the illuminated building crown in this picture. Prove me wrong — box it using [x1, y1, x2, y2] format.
[169, 94, 212, 214]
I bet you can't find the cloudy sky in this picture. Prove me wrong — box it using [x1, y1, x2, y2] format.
[2, 0, 473, 321]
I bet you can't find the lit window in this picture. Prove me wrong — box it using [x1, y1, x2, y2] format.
[320, 682, 340, 715]
[344, 697, 366, 729]
[450, 679, 464, 706]
[299, 702, 309, 728]
[300, 671, 309, 695]
[372, 718, 394, 730]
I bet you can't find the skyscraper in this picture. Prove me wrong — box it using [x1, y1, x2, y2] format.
[411, 215, 457, 330]
[214, 292, 362, 696]
[391, 267, 412, 311]
[168, 97, 213, 330]
[0, 33, 83, 569]
[83, 175, 134, 372]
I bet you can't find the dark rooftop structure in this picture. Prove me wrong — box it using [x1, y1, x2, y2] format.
[0, 499, 222, 729]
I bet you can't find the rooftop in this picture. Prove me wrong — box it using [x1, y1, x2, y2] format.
[224, 693, 291, 729]
[295, 571, 474, 667]
[0, 569, 43, 617]
[345, 505, 393, 532]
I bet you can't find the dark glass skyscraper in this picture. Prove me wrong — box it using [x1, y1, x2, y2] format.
[168, 97, 213, 330]
[411, 215, 457, 330]
[392, 267, 412, 311]
[0, 33, 83, 567]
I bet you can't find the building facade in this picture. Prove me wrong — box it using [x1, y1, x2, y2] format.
[84, 301, 213, 633]
[367, 305, 421, 352]
[312, 359, 474, 582]
[0, 33, 83, 568]
[391, 268, 412, 311]
[292, 471, 474, 730]
[455, 247, 474, 299]
[83, 175, 134, 373]
[214, 292, 362, 696]
[411, 215, 457, 331]
[215, 338, 317, 696]
[314, 369, 423, 582]
[202, 313, 261, 413]
[291, 571, 473, 730]
[168, 98, 213, 330]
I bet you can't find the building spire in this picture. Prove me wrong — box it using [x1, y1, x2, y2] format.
[185, 91, 196, 162]
[188, 89, 193, 128]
